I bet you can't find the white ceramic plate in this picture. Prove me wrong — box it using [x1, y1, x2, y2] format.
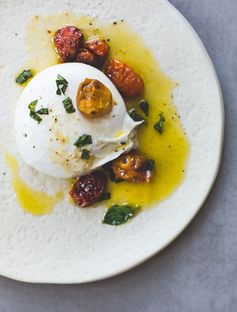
[0, 0, 223, 283]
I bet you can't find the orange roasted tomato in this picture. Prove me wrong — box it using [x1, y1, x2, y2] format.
[77, 78, 113, 118]
[111, 150, 153, 183]
[104, 59, 144, 98]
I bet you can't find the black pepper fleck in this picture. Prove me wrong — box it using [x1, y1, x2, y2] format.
[113, 21, 117, 25]
[3, 172, 6, 176]
[33, 145, 35, 148]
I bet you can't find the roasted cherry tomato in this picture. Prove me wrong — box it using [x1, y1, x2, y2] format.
[111, 150, 152, 183]
[77, 78, 112, 118]
[84, 38, 109, 64]
[54, 26, 84, 63]
[104, 59, 144, 98]
[69, 171, 107, 207]
[76, 48, 99, 67]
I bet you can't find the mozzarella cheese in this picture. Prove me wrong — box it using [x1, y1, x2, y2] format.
[15, 63, 140, 178]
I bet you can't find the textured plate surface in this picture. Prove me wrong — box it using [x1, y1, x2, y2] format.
[0, 0, 223, 283]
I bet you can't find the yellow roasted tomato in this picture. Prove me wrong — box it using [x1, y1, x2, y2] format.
[77, 78, 113, 118]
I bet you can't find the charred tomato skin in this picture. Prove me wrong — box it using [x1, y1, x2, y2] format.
[104, 59, 144, 98]
[54, 26, 84, 63]
[69, 171, 108, 207]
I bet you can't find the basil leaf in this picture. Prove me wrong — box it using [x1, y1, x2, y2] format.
[16, 69, 33, 84]
[81, 149, 90, 160]
[61, 84, 67, 95]
[63, 97, 76, 113]
[154, 113, 165, 134]
[56, 74, 68, 95]
[28, 99, 38, 111]
[128, 109, 145, 122]
[102, 163, 124, 183]
[99, 192, 111, 202]
[146, 159, 155, 171]
[28, 100, 48, 123]
[36, 108, 49, 115]
[139, 100, 149, 116]
[109, 170, 124, 183]
[29, 110, 42, 123]
[74, 134, 92, 148]
[103, 204, 137, 226]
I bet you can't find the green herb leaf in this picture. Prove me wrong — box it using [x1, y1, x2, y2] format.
[102, 163, 124, 183]
[99, 192, 111, 202]
[63, 97, 76, 113]
[139, 100, 149, 116]
[81, 149, 90, 160]
[56, 74, 68, 95]
[74, 134, 92, 148]
[36, 108, 49, 115]
[146, 159, 155, 171]
[29, 110, 42, 123]
[128, 109, 145, 122]
[109, 171, 124, 183]
[28, 99, 38, 111]
[154, 113, 165, 134]
[103, 204, 137, 226]
[28, 99, 48, 123]
[16, 69, 33, 84]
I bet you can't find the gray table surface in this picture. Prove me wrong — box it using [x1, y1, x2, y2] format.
[1, 0, 236, 311]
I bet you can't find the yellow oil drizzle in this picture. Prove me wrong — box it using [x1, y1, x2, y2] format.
[24, 13, 189, 209]
[5, 153, 63, 215]
[101, 22, 190, 207]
